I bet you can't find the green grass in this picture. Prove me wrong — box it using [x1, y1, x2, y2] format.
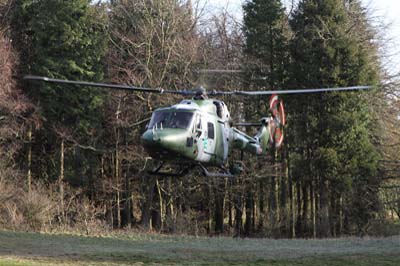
[0, 231, 399, 265]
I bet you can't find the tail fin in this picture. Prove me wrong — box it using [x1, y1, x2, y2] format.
[254, 117, 272, 155]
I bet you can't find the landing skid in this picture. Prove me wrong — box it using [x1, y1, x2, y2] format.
[147, 161, 234, 178]
[198, 163, 234, 178]
[148, 161, 190, 177]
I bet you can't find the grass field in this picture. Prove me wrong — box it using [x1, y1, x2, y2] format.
[0, 231, 399, 266]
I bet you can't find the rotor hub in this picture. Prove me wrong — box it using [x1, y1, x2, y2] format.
[193, 86, 208, 99]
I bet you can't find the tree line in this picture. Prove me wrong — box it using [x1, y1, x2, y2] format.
[0, 0, 399, 237]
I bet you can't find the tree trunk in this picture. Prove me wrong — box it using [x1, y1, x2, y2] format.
[280, 148, 288, 236]
[339, 195, 343, 235]
[244, 188, 253, 236]
[124, 172, 132, 227]
[228, 178, 233, 229]
[59, 138, 65, 222]
[301, 180, 308, 236]
[102, 155, 113, 229]
[295, 177, 302, 236]
[115, 148, 121, 228]
[288, 171, 294, 238]
[269, 149, 278, 231]
[252, 196, 256, 232]
[151, 178, 163, 231]
[287, 146, 295, 238]
[141, 175, 156, 230]
[330, 191, 339, 237]
[234, 176, 243, 237]
[311, 180, 316, 238]
[258, 179, 265, 230]
[290, 177, 296, 238]
[318, 177, 330, 237]
[165, 177, 175, 232]
[214, 177, 225, 234]
[27, 126, 32, 194]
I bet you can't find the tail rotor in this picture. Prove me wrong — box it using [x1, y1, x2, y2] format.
[268, 94, 285, 148]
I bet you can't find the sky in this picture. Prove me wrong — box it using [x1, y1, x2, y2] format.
[203, 0, 400, 76]
[362, 0, 400, 75]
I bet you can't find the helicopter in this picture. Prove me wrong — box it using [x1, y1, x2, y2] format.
[24, 75, 371, 177]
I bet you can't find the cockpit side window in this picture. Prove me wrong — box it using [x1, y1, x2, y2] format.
[196, 115, 202, 130]
[213, 101, 223, 118]
[207, 122, 214, 139]
[194, 114, 202, 137]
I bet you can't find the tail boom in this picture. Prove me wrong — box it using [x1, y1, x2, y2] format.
[230, 94, 286, 156]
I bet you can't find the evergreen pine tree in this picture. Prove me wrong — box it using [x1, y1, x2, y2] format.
[243, 0, 291, 236]
[243, 0, 289, 89]
[11, 0, 108, 182]
[288, 0, 381, 237]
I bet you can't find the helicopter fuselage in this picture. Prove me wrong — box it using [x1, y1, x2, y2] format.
[141, 99, 231, 166]
[141, 98, 274, 168]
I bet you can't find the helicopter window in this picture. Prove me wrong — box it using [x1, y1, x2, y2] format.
[148, 111, 169, 129]
[168, 112, 194, 129]
[148, 111, 193, 129]
[196, 115, 202, 130]
[207, 122, 214, 139]
[213, 101, 223, 118]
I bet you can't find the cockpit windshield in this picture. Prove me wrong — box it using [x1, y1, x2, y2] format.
[148, 111, 169, 129]
[148, 111, 194, 129]
[168, 112, 193, 129]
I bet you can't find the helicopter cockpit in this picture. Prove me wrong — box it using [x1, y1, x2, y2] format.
[148, 111, 194, 129]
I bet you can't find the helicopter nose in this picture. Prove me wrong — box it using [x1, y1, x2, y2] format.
[141, 129, 189, 157]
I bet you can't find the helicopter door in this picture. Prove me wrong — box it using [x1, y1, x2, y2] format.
[194, 115, 216, 163]
[222, 122, 229, 161]
[193, 115, 207, 162]
[204, 121, 216, 157]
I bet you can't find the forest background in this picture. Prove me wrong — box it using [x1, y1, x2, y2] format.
[0, 0, 399, 238]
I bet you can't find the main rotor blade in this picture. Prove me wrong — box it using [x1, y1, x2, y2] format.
[23, 75, 195, 95]
[197, 69, 243, 74]
[24, 76, 373, 97]
[209, 85, 372, 96]
[237, 86, 372, 95]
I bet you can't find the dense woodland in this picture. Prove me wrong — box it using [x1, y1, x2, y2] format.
[0, 0, 399, 238]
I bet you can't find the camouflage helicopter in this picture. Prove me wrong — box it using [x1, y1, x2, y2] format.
[24, 75, 371, 177]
